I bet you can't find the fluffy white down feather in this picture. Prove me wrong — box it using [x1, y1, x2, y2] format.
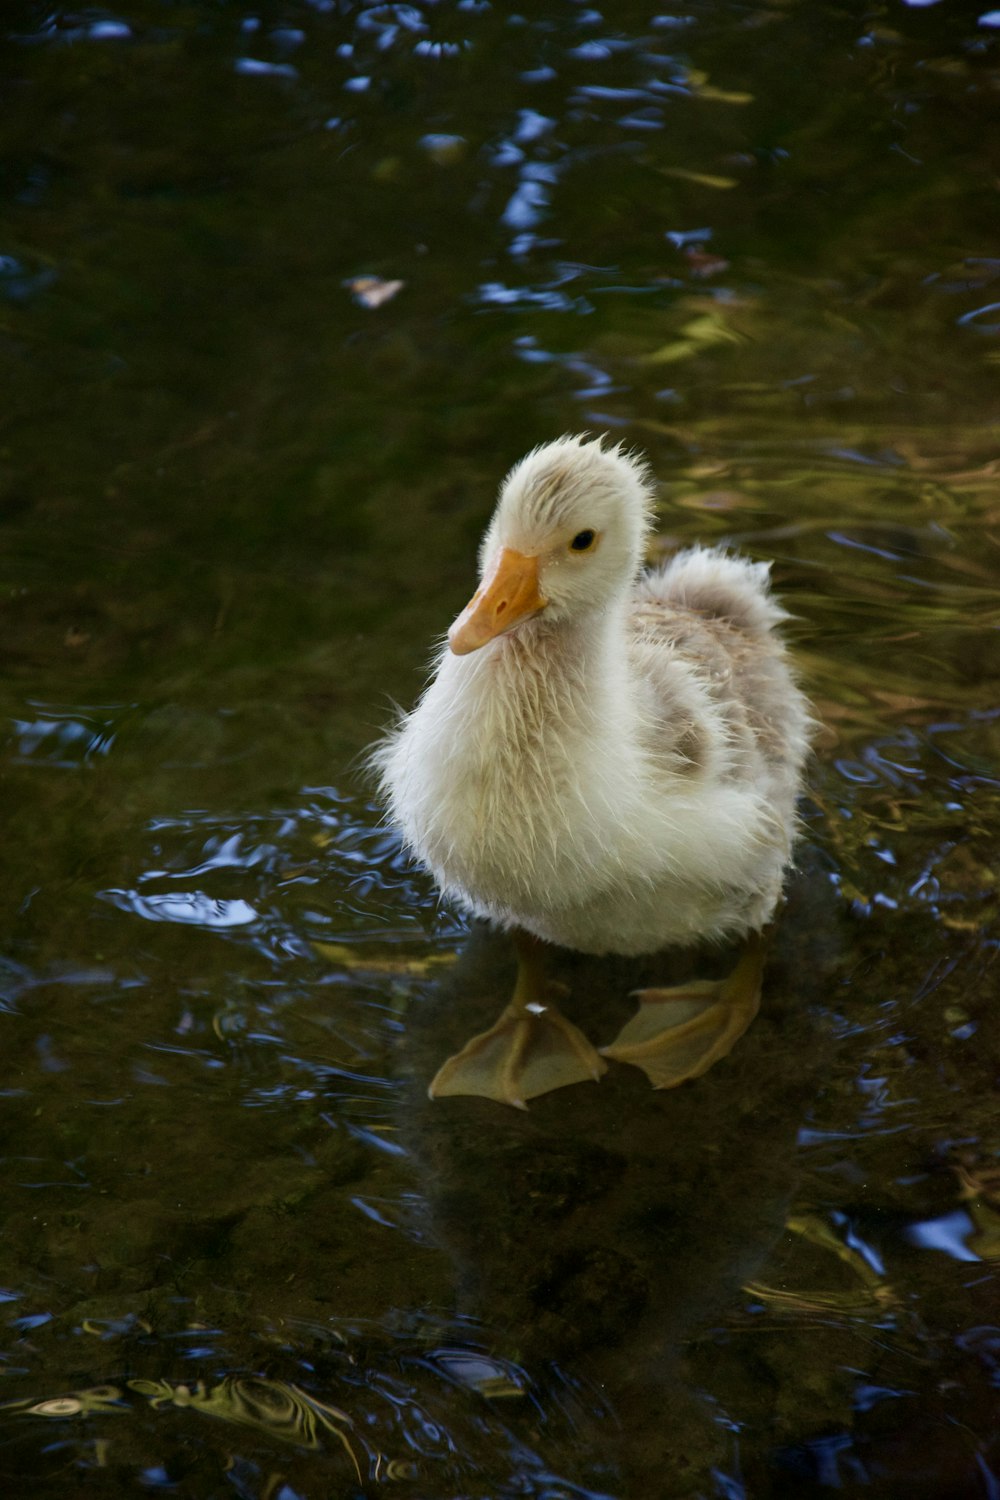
[375, 435, 811, 957]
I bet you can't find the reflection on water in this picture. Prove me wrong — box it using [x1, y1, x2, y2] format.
[2, 0, 999, 1494]
[1, 1340, 619, 1496]
[9, 707, 122, 767]
[99, 790, 464, 971]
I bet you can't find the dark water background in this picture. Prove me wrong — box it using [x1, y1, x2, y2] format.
[2, 1, 999, 1495]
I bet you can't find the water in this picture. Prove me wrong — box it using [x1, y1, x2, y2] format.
[2, 1, 999, 1494]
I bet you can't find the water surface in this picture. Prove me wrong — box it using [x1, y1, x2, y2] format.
[2, 2, 999, 1495]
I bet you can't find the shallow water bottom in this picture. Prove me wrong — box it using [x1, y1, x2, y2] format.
[3, 824, 999, 1497]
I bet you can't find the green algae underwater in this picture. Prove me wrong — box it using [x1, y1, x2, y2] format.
[1, 1, 999, 1495]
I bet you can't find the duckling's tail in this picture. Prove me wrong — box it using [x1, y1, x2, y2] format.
[641, 544, 789, 639]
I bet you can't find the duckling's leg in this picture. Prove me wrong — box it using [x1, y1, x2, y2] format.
[600, 930, 769, 1090]
[429, 930, 607, 1109]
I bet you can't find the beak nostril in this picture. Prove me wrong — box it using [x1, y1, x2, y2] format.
[449, 548, 544, 654]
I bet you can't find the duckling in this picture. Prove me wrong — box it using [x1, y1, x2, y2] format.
[375, 436, 811, 1108]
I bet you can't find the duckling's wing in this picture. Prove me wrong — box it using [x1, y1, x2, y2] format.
[629, 546, 811, 790]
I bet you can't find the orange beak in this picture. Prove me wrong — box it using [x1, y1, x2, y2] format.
[448, 547, 547, 656]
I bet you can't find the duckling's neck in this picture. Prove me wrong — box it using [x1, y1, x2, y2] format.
[447, 592, 638, 768]
[507, 599, 629, 713]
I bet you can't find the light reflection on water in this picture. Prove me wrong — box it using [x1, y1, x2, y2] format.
[1, 1337, 621, 1497]
[98, 790, 464, 959]
[8, 706, 125, 768]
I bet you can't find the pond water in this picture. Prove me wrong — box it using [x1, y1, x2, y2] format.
[2, 1, 999, 1495]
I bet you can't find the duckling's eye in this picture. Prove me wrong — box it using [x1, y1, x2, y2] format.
[570, 529, 596, 552]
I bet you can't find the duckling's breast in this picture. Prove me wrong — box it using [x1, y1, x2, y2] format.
[379, 632, 647, 912]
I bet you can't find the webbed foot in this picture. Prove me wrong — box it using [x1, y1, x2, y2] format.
[600, 931, 768, 1090]
[429, 929, 606, 1108]
[429, 999, 607, 1108]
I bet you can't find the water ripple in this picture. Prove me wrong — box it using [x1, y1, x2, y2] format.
[97, 787, 463, 960]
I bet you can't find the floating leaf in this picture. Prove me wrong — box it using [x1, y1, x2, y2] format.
[697, 81, 754, 104]
[683, 69, 752, 103]
[345, 276, 405, 309]
[682, 245, 730, 279]
[313, 941, 456, 977]
[641, 312, 745, 364]
[661, 166, 737, 190]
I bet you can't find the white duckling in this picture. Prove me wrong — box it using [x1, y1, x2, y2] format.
[375, 435, 811, 1108]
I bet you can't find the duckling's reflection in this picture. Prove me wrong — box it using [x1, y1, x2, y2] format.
[404, 881, 833, 1497]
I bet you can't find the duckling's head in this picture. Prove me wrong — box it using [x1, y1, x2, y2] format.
[449, 435, 655, 655]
